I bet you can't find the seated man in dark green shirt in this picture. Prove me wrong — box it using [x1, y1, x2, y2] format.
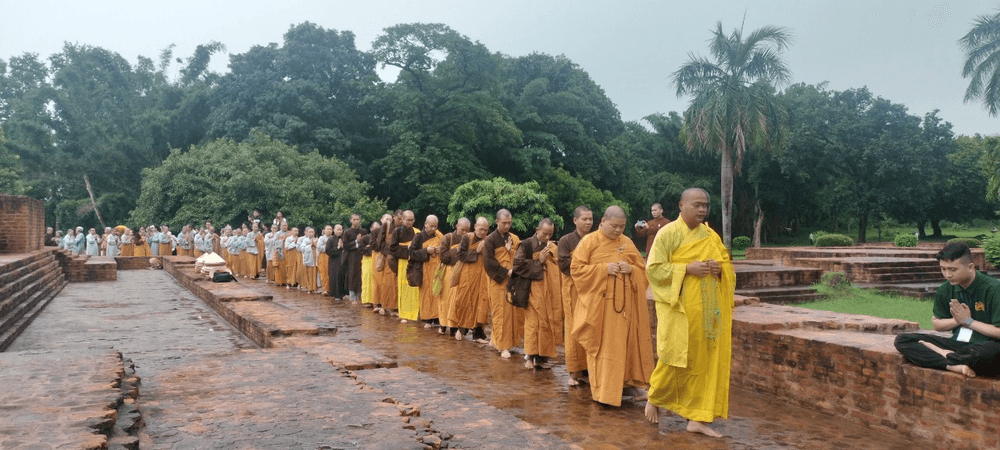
[894, 242, 1000, 378]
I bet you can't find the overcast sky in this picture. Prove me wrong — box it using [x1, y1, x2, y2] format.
[2, 0, 997, 136]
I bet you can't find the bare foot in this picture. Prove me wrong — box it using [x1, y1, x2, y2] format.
[568, 378, 580, 387]
[920, 340, 953, 359]
[455, 330, 463, 341]
[644, 401, 660, 424]
[686, 420, 722, 438]
[500, 350, 511, 359]
[947, 364, 976, 378]
[524, 359, 534, 369]
[400, 319, 408, 324]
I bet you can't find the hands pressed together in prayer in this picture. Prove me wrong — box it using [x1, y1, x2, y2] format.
[687, 259, 721, 278]
[607, 261, 632, 275]
[950, 299, 972, 325]
[476, 240, 486, 254]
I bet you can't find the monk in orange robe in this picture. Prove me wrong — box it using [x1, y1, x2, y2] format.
[514, 218, 562, 369]
[407, 214, 444, 327]
[571, 205, 655, 407]
[484, 209, 523, 356]
[370, 214, 393, 315]
[437, 218, 470, 335]
[450, 217, 490, 340]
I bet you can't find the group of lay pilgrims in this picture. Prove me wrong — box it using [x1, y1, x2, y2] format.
[56, 188, 736, 437]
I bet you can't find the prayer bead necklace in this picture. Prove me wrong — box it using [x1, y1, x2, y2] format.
[701, 277, 721, 346]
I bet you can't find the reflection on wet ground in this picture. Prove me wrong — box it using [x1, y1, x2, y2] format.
[241, 281, 923, 450]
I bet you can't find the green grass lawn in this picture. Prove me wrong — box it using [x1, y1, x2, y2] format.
[760, 222, 997, 247]
[795, 285, 934, 329]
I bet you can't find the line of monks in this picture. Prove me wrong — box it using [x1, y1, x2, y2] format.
[60, 188, 735, 437]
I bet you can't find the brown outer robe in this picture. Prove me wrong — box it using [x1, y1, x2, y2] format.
[343, 226, 368, 293]
[451, 233, 489, 329]
[570, 231, 655, 407]
[558, 230, 587, 373]
[408, 229, 444, 320]
[483, 230, 523, 351]
[635, 216, 670, 255]
[380, 224, 399, 310]
[514, 236, 562, 358]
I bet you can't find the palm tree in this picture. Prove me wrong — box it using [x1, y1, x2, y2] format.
[672, 21, 791, 247]
[960, 9, 1000, 116]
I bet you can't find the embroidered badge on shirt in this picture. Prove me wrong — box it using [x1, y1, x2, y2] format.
[976, 301, 986, 312]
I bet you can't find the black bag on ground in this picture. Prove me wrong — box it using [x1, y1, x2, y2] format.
[212, 271, 237, 283]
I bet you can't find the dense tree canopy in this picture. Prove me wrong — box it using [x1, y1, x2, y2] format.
[131, 132, 385, 228]
[0, 20, 996, 243]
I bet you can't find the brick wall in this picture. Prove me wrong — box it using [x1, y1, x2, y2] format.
[732, 305, 1000, 450]
[0, 195, 45, 254]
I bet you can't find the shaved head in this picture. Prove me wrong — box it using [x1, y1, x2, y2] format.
[573, 205, 592, 219]
[474, 216, 490, 238]
[456, 217, 471, 231]
[425, 215, 439, 234]
[496, 209, 512, 220]
[604, 205, 627, 220]
[681, 188, 711, 203]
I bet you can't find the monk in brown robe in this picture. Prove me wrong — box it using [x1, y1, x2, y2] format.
[635, 203, 670, 256]
[451, 217, 491, 341]
[392, 211, 421, 322]
[571, 205, 655, 407]
[372, 214, 395, 315]
[343, 214, 368, 302]
[408, 214, 444, 328]
[514, 218, 562, 369]
[437, 218, 470, 335]
[558, 205, 594, 386]
[483, 209, 523, 355]
[368, 216, 391, 311]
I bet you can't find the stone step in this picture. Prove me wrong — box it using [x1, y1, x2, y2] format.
[736, 286, 825, 304]
[735, 266, 823, 289]
[868, 272, 942, 283]
[0, 253, 55, 289]
[0, 268, 65, 333]
[0, 277, 67, 351]
[866, 266, 940, 275]
[0, 259, 61, 318]
[0, 249, 56, 272]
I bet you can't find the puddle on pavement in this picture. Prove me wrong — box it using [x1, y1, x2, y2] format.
[237, 281, 920, 449]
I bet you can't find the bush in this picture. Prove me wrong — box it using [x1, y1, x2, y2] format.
[984, 235, 1000, 268]
[732, 236, 751, 251]
[820, 272, 852, 291]
[948, 237, 982, 248]
[814, 234, 854, 247]
[894, 234, 918, 247]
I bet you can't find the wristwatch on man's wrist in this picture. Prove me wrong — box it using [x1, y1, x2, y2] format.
[964, 317, 974, 327]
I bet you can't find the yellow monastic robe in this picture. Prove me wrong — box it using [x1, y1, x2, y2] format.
[159, 242, 172, 257]
[319, 252, 330, 292]
[646, 218, 735, 422]
[361, 255, 374, 304]
[414, 230, 444, 321]
[285, 247, 301, 286]
[570, 231, 654, 407]
[518, 238, 562, 359]
[134, 239, 151, 257]
[121, 242, 134, 257]
[488, 233, 524, 351]
[398, 227, 422, 321]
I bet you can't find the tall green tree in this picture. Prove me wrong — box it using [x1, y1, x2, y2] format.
[960, 8, 1000, 116]
[0, 128, 29, 194]
[447, 177, 562, 233]
[672, 22, 791, 246]
[369, 23, 521, 217]
[131, 131, 385, 228]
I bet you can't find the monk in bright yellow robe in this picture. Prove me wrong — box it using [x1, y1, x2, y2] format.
[393, 211, 421, 321]
[644, 188, 735, 438]
[571, 206, 654, 407]
[408, 215, 444, 326]
[514, 219, 562, 368]
[360, 228, 376, 305]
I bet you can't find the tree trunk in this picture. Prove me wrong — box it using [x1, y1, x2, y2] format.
[720, 146, 734, 248]
[857, 212, 867, 244]
[752, 200, 763, 248]
[931, 219, 942, 237]
[83, 174, 107, 230]
[917, 220, 927, 238]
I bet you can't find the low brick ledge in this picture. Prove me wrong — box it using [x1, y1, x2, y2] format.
[733, 304, 1000, 449]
